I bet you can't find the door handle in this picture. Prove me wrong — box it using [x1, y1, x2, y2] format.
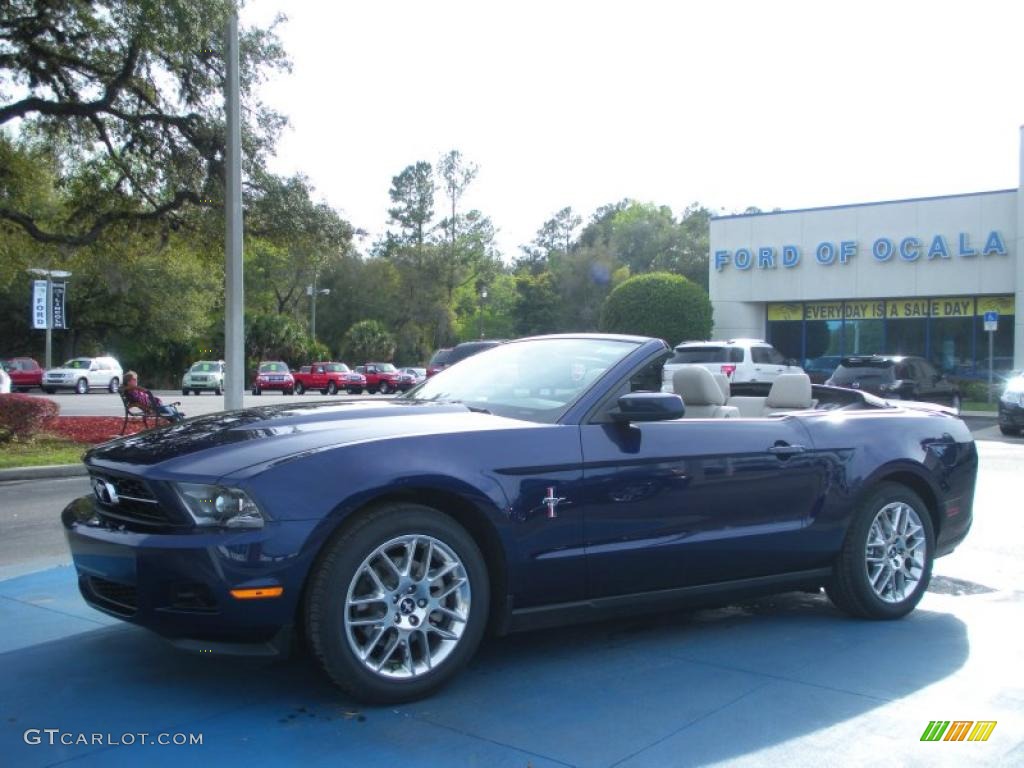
[768, 443, 806, 457]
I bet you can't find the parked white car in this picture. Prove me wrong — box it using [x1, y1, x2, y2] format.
[42, 356, 123, 394]
[662, 339, 803, 391]
[182, 360, 225, 395]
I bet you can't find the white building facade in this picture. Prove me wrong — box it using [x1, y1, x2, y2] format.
[709, 128, 1024, 379]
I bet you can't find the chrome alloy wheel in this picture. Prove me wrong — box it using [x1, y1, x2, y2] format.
[344, 535, 471, 679]
[864, 501, 927, 603]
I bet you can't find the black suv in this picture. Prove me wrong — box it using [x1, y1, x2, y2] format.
[427, 340, 504, 377]
[826, 355, 962, 413]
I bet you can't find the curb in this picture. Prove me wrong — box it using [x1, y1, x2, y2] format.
[0, 463, 87, 482]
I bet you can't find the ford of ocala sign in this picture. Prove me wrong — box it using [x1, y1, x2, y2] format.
[714, 231, 1008, 271]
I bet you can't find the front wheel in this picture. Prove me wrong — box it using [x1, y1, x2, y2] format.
[327, 381, 338, 395]
[826, 483, 934, 620]
[182, 389, 190, 396]
[305, 503, 489, 704]
[214, 386, 222, 396]
[294, 382, 305, 395]
[252, 386, 261, 396]
[379, 382, 390, 395]
[75, 378, 88, 395]
[43, 387, 56, 394]
[1000, 425, 1020, 436]
[108, 377, 119, 393]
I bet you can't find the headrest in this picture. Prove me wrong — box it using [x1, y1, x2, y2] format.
[766, 373, 813, 408]
[673, 366, 725, 406]
[712, 372, 730, 401]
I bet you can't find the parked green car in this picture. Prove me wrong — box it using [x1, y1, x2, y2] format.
[181, 360, 225, 395]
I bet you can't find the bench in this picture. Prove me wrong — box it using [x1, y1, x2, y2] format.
[119, 389, 178, 435]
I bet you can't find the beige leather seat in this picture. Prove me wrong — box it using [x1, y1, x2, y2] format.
[673, 366, 740, 418]
[712, 371, 730, 401]
[763, 373, 814, 415]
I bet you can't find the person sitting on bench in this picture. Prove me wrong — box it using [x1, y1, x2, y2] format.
[121, 371, 185, 423]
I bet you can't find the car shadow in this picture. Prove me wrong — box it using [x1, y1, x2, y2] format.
[0, 589, 970, 767]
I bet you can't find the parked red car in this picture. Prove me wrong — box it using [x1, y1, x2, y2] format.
[354, 363, 415, 394]
[251, 361, 294, 395]
[1, 357, 44, 392]
[292, 362, 366, 395]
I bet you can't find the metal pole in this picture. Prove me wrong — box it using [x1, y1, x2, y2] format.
[988, 330, 994, 404]
[311, 273, 318, 343]
[224, 12, 245, 409]
[45, 274, 53, 369]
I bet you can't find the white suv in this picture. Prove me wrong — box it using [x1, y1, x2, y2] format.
[662, 339, 803, 390]
[43, 356, 124, 394]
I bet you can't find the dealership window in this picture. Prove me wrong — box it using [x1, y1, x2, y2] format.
[841, 319, 884, 356]
[766, 321, 802, 361]
[885, 317, 927, 358]
[930, 316, 974, 374]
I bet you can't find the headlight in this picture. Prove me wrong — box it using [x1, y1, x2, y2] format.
[174, 482, 266, 528]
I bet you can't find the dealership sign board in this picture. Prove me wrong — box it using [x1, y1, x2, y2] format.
[715, 231, 1008, 272]
[31, 280, 48, 329]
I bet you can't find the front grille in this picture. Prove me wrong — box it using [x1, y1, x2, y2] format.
[89, 472, 179, 528]
[86, 576, 138, 616]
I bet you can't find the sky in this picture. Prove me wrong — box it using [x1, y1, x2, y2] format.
[244, 0, 1023, 259]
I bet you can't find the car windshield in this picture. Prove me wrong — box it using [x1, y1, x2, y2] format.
[404, 337, 640, 423]
[259, 362, 288, 373]
[669, 346, 743, 364]
[325, 363, 349, 372]
[830, 360, 895, 385]
[64, 359, 92, 369]
[376, 363, 396, 372]
[190, 362, 222, 372]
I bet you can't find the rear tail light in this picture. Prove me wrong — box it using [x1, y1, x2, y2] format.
[720, 365, 737, 378]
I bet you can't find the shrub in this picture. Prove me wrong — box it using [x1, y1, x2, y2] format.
[599, 272, 713, 345]
[342, 320, 396, 363]
[0, 394, 59, 443]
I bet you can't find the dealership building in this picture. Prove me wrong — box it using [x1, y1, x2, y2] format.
[709, 128, 1023, 378]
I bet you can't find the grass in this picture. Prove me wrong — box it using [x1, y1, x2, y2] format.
[0, 435, 86, 469]
[962, 401, 997, 413]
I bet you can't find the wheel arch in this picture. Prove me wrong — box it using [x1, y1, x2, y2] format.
[296, 485, 510, 639]
[858, 463, 942, 539]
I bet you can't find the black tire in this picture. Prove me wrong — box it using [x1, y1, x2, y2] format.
[183, 389, 190, 396]
[193, 389, 201, 396]
[295, 382, 305, 395]
[75, 378, 88, 395]
[284, 388, 293, 396]
[43, 387, 56, 394]
[214, 386, 222, 396]
[327, 381, 338, 395]
[347, 388, 362, 395]
[108, 377, 119, 393]
[379, 381, 390, 395]
[305, 503, 489, 704]
[826, 482, 935, 620]
[253, 386, 261, 396]
[1000, 425, 1020, 436]
[368, 387, 378, 395]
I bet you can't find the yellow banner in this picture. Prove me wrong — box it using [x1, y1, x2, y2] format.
[976, 295, 1014, 316]
[768, 295, 1015, 322]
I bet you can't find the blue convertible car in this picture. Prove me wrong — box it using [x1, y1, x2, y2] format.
[63, 334, 977, 702]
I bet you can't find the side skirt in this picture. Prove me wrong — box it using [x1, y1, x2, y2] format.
[506, 568, 833, 634]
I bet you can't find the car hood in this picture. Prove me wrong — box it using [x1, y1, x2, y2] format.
[84, 399, 538, 478]
[45, 367, 91, 376]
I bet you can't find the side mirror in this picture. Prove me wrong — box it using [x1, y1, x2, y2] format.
[611, 392, 685, 423]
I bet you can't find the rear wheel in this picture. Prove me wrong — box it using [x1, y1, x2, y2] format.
[295, 381, 305, 395]
[183, 389, 190, 396]
[75, 378, 88, 395]
[826, 483, 934, 620]
[108, 377, 119, 393]
[306, 503, 489, 704]
[1000, 425, 1020, 436]
[327, 381, 338, 395]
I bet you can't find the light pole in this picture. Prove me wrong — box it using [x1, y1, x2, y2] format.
[27, 268, 72, 369]
[478, 287, 488, 339]
[307, 277, 330, 344]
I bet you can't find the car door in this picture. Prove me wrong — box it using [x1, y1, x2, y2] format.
[751, 345, 787, 382]
[579, 357, 828, 598]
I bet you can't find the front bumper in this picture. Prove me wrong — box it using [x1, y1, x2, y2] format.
[62, 495, 316, 653]
[183, 378, 222, 391]
[254, 379, 293, 391]
[998, 401, 1024, 427]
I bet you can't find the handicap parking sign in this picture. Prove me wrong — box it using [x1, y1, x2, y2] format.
[983, 310, 998, 332]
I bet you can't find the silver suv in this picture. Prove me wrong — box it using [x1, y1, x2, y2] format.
[43, 356, 123, 394]
[182, 360, 225, 396]
[662, 339, 803, 391]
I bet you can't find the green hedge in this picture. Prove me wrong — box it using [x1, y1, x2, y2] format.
[599, 272, 712, 345]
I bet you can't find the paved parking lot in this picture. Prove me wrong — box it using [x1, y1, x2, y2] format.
[0, 439, 1021, 767]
